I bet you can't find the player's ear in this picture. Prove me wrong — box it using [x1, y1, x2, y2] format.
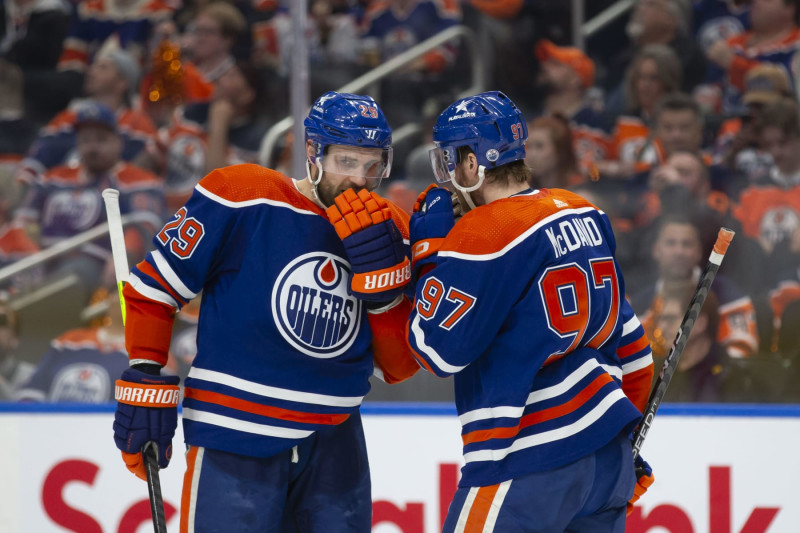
[466, 152, 478, 172]
[306, 140, 316, 160]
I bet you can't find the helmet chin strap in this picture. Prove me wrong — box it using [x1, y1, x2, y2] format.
[305, 159, 327, 208]
[450, 165, 485, 211]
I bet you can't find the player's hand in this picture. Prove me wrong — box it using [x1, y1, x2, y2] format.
[410, 185, 455, 279]
[112, 367, 180, 480]
[627, 454, 654, 516]
[327, 188, 410, 302]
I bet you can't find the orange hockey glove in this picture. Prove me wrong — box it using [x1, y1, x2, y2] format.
[327, 188, 410, 302]
[627, 454, 655, 516]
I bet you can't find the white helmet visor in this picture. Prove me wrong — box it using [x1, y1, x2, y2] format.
[320, 145, 393, 188]
[428, 145, 457, 183]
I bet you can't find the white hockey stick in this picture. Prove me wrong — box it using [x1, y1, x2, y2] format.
[102, 188, 168, 533]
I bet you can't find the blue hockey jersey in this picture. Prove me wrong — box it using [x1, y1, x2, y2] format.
[408, 188, 654, 488]
[122, 164, 415, 459]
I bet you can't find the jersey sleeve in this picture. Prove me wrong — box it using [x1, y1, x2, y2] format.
[406, 225, 531, 377]
[124, 170, 243, 366]
[616, 303, 654, 413]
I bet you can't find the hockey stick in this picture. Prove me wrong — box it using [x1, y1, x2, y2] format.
[102, 188, 168, 533]
[631, 227, 735, 459]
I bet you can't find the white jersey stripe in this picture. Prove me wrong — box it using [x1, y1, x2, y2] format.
[128, 273, 178, 308]
[526, 359, 601, 405]
[482, 480, 512, 533]
[182, 408, 314, 439]
[622, 352, 654, 375]
[463, 389, 627, 463]
[459, 405, 525, 426]
[459, 359, 603, 425]
[439, 206, 599, 262]
[410, 315, 467, 375]
[196, 183, 320, 215]
[150, 250, 197, 300]
[453, 487, 479, 533]
[185, 446, 204, 533]
[188, 367, 364, 407]
[622, 315, 641, 336]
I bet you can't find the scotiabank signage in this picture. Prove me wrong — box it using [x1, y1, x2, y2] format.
[0, 408, 797, 532]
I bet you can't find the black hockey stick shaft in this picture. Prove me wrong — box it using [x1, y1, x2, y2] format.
[103, 189, 168, 532]
[144, 442, 168, 533]
[631, 227, 735, 459]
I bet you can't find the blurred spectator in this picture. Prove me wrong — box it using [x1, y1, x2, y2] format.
[360, 0, 459, 72]
[183, 1, 245, 85]
[715, 63, 792, 185]
[57, 0, 174, 73]
[632, 213, 760, 359]
[0, 299, 32, 400]
[17, 48, 158, 184]
[534, 39, 613, 171]
[601, 44, 682, 178]
[156, 61, 268, 209]
[359, 0, 461, 125]
[526, 114, 583, 189]
[642, 278, 731, 402]
[253, 1, 360, 76]
[693, 0, 750, 56]
[13, 102, 164, 297]
[734, 98, 800, 255]
[622, 0, 707, 92]
[0, 59, 36, 194]
[706, 0, 800, 113]
[0, 0, 69, 71]
[15, 282, 128, 402]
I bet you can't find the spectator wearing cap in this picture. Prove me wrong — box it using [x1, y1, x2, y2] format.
[13, 102, 165, 302]
[606, 0, 707, 113]
[534, 39, 613, 173]
[716, 64, 793, 185]
[16, 48, 158, 185]
[706, 0, 800, 113]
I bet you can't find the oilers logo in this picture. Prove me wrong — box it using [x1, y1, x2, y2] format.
[272, 252, 362, 358]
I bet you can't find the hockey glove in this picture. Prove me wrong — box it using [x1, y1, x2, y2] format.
[112, 367, 180, 480]
[627, 454, 655, 516]
[327, 188, 411, 302]
[410, 185, 455, 279]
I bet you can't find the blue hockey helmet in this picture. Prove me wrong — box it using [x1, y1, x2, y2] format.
[429, 91, 527, 184]
[304, 92, 393, 186]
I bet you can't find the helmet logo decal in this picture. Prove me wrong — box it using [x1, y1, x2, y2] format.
[365, 129, 378, 140]
[486, 149, 500, 162]
[272, 252, 362, 358]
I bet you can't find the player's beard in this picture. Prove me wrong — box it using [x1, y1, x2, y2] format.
[315, 174, 368, 208]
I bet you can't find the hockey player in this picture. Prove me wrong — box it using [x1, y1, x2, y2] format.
[112, 91, 419, 532]
[407, 91, 656, 531]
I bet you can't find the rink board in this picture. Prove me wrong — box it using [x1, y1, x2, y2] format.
[0, 403, 797, 533]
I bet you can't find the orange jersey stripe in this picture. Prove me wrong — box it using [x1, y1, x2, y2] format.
[441, 189, 595, 256]
[183, 387, 350, 426]
[137, 260, 187, 306]
[461, 373, 613, 446]
[464, 484, 501, 533]
[617, 334, 650, 359]
[180, 446, 200, 533]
